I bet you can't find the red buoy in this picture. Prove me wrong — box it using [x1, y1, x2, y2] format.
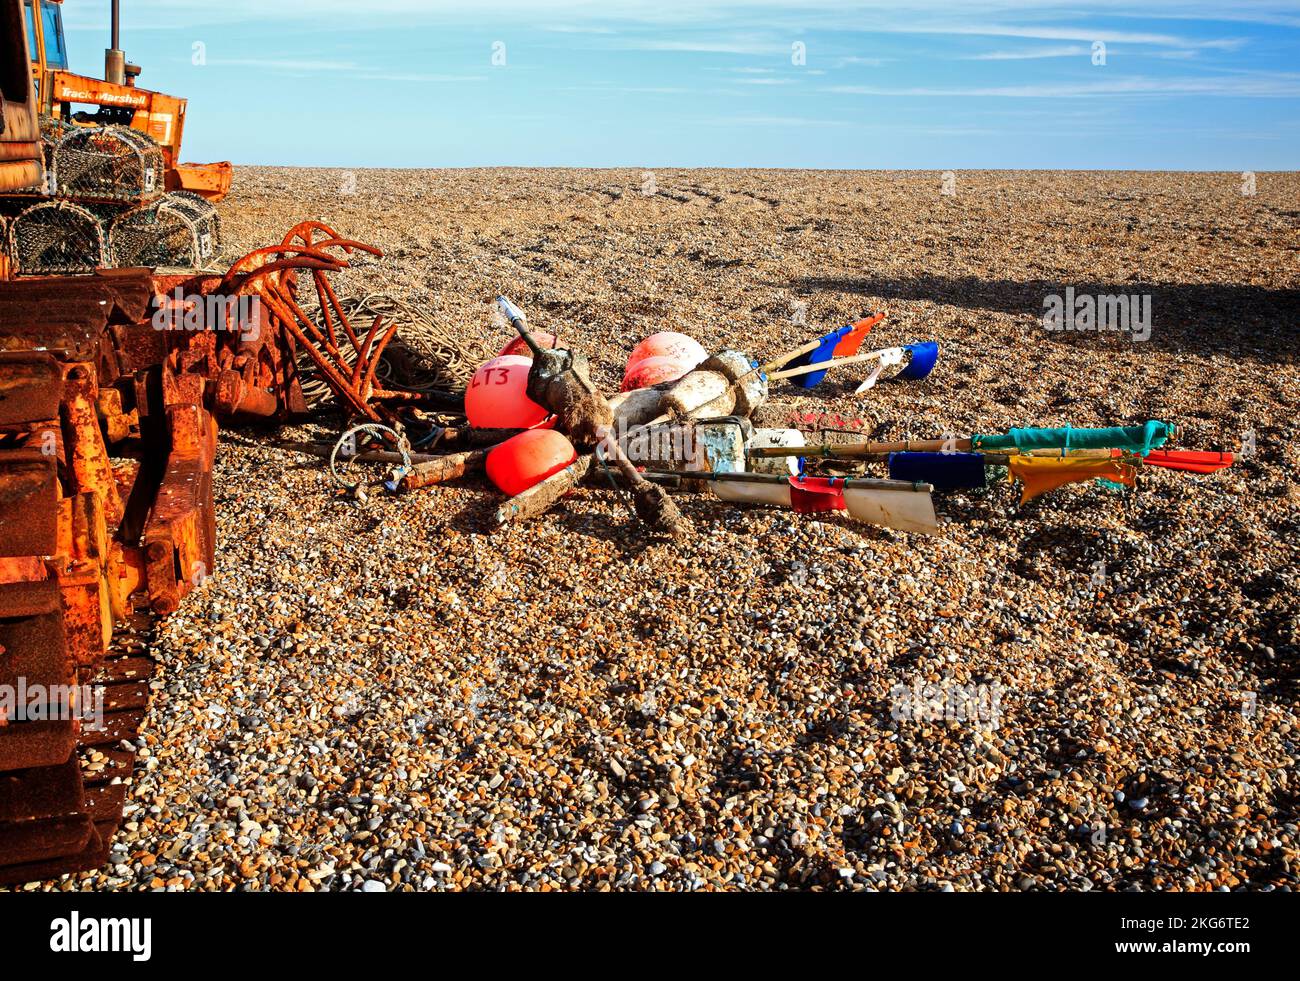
[621, 354, 694, 392]
[466, 355, 551, 429]
[497, 332, 560, 359]
[626, 332, 707, 373]
[486, 430, 578, 496]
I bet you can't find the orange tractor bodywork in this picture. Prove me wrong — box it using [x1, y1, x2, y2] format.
[22, 0, 231, 202]
[45, 69, 232, 200]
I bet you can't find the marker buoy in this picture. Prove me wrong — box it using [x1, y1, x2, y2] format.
[497, 331, 560, 359]
[466, 355, 551, 429]
[621, 354, 694, 393]
[626, 332, 707, 373]
[486, 430, 578, 496]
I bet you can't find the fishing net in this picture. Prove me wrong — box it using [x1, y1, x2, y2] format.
[51, 125, 164, 203]
[293, 292, 484, 409]
[7, 200, 106, 274]
[109, 191, 221, 270]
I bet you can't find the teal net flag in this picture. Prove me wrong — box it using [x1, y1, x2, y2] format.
[972, 420, 1174, 457]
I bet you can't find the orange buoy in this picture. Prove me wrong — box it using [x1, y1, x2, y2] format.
[466, 355, 551, 429]
[486, 430, 578, 496]
[621, 354, 693, 392]
[626, 332, 707, 373]
[497, 332, 559, 359]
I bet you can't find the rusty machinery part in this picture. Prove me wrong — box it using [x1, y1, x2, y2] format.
[329, 423, 412, 501]
[0, 223, 418, 883]
[0, 613, 159, 887]
[50, 124, 165, 204]
[294, 293, 482, 410]
[221, 223, 444, 428]
[108, 191, 221, 271]
[0, 268, 220, 882]
[4, 199, 107, 274]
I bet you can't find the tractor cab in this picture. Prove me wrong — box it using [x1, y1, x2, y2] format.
[24, 0, 68, 74]
[15, 0, 230, 200]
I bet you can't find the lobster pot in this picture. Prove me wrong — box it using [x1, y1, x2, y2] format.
[8, 200, 106, 274]
[109, 191, 221, 269]
[52, 125, 164, 203]
[40, 115, 74, 172]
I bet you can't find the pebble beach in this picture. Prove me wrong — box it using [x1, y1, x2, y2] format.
[14, 167, 1298, 891]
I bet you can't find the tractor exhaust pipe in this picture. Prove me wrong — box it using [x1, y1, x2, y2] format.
[105, 0, 126, 85]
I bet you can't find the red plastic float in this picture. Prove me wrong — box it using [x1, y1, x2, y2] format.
[465, 355, 552, 429]
[486, 430, 578, 495]
[620, 354, 694, 393]
[626, 332, 707, 372]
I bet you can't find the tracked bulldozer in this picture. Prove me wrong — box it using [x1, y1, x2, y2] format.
[1, 0, 229, 276]
[0, 0, 438, 885]
[1, 0, 476, 885]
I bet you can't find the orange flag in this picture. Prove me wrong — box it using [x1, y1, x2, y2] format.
[1007, 455, 1137, 504]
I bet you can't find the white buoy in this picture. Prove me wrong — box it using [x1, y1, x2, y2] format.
[749, 429, 806, 476]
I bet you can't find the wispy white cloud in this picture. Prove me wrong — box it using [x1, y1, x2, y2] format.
[879, 23, 1245, 50]
[357, 72, 487, 83]
[208, 57, 482, 83]
[209, 58, 360, 72]
[827, 73, 1300, 97]
[962, 45, 1091, 60]
[617, 37, 787, 55]
[701, 114, 852, 127]
[833, 55, 892, 68]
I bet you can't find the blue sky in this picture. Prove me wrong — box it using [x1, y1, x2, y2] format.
[60, 1, 1300, 168]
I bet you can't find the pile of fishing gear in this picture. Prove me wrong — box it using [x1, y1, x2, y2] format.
[320, 299, 1235, 538]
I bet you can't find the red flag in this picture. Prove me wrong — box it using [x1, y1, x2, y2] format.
[788, 477, 847, 514]
[831, 313, 884, 358]
[1143, 450, 1235, 474]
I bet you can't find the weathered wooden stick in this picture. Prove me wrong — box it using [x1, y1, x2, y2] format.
[641, 470, 931, 491]
[768, 348, 897, 382]
[399, 448, 492, 491]
[748, 442, 1138, 462]
[749, 437, 974, 458]
[275, 441, 445, 465]
[495, 454, 594, 526]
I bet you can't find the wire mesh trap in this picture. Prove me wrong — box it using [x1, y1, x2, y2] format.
[7, 200, 107, 274]
[39, 115, 75, 171]
[51, 125, 165, 203]
[109, 191, 221, 270]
